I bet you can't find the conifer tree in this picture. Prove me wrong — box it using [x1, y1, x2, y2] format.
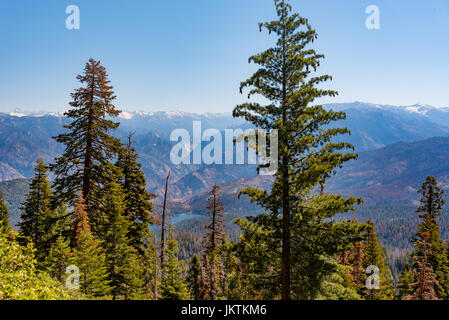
[200, 255, 216, 300]
[362, 221, 394, 300]
[160, 170, 170, 267]
[339, 241, 366, 292]
[397, 260, 414, 300]
[50, 204, 73, 243]
[413, 176, 449, 298]
[201, 185, 226, 300]
[187, 254, 202, 300]
[45, 234, 73, 283]
[316, 258, 362, 300]
[204, 185, 226, 255]
[232, 0, 364, 299]
[100, 179, 145, 300]
[19, 158, 54, 262]
[0, 192, 10, 233]
[404, 232, 440, 300]
[72, 192, 111, 297]
[159, 225, 189, 300]
[51, 58, 122, 234]
[140, 233, 157, 299]
[117, 134, 154, 257]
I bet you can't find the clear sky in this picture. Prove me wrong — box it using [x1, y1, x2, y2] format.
[0, 0, 448, 113]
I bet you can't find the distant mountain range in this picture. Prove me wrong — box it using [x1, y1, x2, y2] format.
[329, 102, 449, 151]
[2, 102, 449, 226]
[327, 136, 449, 205]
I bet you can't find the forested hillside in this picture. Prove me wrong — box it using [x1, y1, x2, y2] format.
[0, 179, 29, 227]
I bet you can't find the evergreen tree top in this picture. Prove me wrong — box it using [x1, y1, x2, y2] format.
[236, 0, 338, 122]
[417, 176, 446, 218]
[51, 58, 123, 211]
[68, 58, 119, 118]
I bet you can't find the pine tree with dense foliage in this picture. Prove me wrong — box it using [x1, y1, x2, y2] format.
[0, 192, 10, 233]
[412, 176, 449, 298]
[404, 232, 440, 300]
[159, 224, 189, 300]
[362, 221, 394, 300]
[19, 158, 55, 263]
[397, 260, 414, 299]
[316, 258, 361, 300]
[45, 234, 73, 283]
[187, 254, 202, 300]
[117, 133, 155, 254]
[100, 179, 145, 300]
[117, 134, 156, 297]
[232, 0, 366, 299]
[72, 192, 111, 297]
[51, 58, 122, 235]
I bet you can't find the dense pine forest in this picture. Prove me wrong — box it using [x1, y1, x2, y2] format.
[1, 0, 448, 300]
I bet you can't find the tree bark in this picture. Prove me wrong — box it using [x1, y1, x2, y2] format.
[280, 15, 291, 300]
[160, 170, 170, 268]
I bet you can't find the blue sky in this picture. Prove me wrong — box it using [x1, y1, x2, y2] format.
[0, 0, 448, 113]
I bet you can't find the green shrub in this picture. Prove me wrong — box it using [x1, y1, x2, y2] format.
[0, 229, 77, 300]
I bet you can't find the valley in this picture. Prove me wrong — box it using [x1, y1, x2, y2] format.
[3, 102, 449, 278]
[3, 102, 449, 265]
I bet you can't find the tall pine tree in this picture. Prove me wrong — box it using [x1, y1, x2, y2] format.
[413, 176, 449, 298]
[19, 158, 55, 263]
[232, 0, 365, 299]
[117, 134, 156, 296]
[51, 58, 122, 235]
[404, 232, 440, 300]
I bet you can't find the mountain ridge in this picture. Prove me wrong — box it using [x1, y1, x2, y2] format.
[1, 101, 449, 211]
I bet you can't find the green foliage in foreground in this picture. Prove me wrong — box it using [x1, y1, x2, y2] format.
[159, 225, 189, 300]
[316, 258, 361, 300]
[0, 229, 78, 300]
